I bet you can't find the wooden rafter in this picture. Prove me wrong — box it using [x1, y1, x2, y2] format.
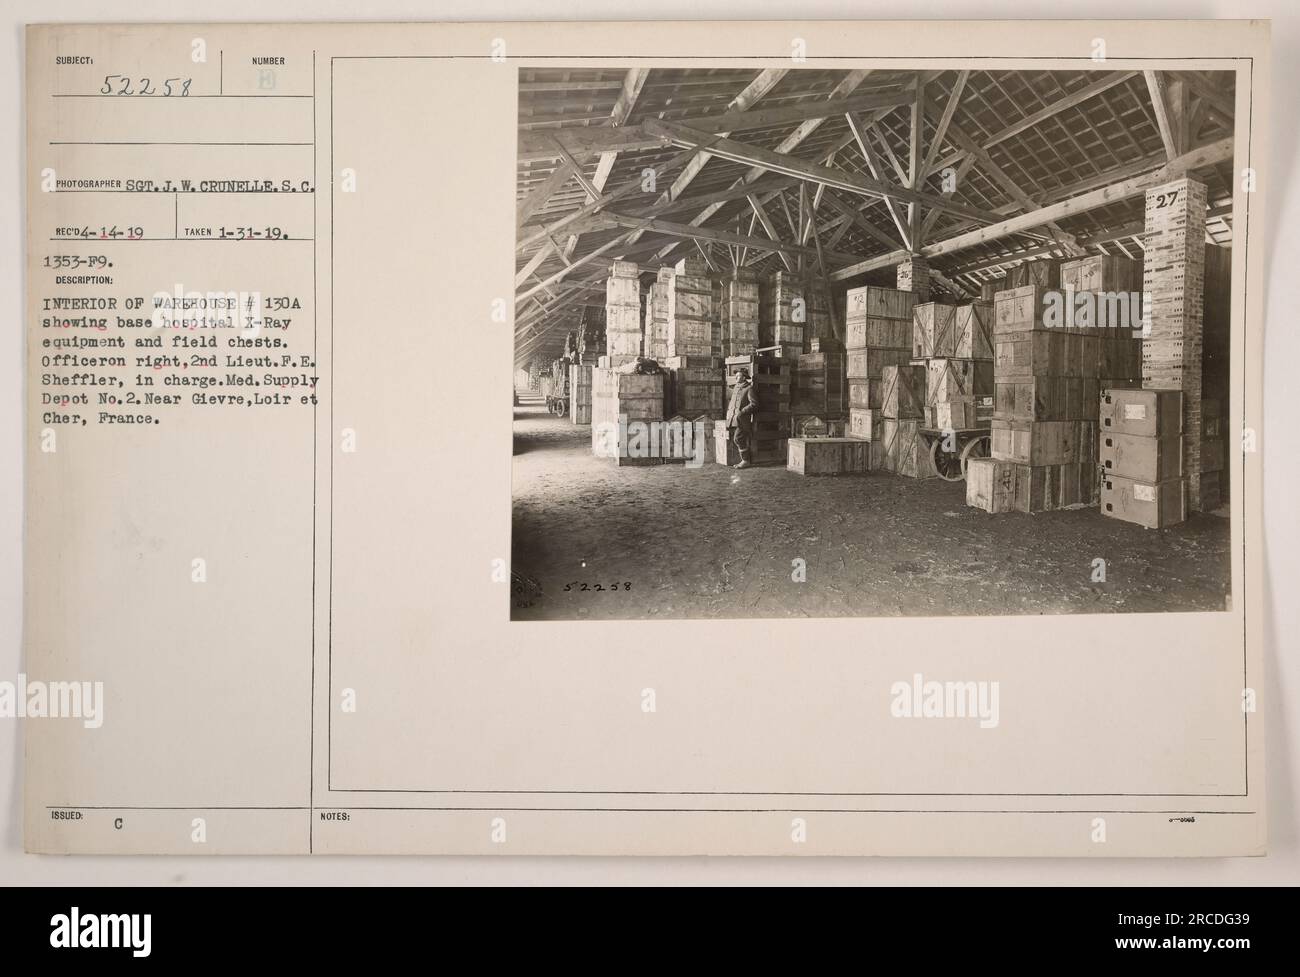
[650, 69, 872, 263]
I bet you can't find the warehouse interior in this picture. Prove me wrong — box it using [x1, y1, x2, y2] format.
[511, 67, 1235, 620]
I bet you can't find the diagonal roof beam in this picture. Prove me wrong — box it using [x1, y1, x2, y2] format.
[923, 136, 1231, 259]
[518, 145, 700, 254]
[747, 193, 796, 272]
[1144, 70, 1181, 160]
[598, 211, 857, 264]
[683, 88, 914, 134]
[651, 69, 874, 262]
[845, 111, 911, 249]
[591, 69, 650, 190]
[926, 106, 1081, 254]
[626, 67, 788, 249]
[644, 118, 1002, 224]
[918, 152, 977, 242]
[830, 136, 1231, 280]
[516, 153, 588, 230]
[907, 73, 925, 246]
[517, 224, 650, 302]
[565, 69, 651, 259]
[921, 70, 968, 182]
[819, 189, 901, 252]
[1172, 71, 1234, 119]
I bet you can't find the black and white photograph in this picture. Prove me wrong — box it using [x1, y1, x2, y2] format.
[512, 65, 1238, 620]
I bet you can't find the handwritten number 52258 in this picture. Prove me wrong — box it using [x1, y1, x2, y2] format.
[100, 75, 192, 96]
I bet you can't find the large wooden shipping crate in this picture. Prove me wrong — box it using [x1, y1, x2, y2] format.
[848, 347, 913, 380]
[804, 283, 835, 348]
[926, 358, 993, 405]
[994, 332, 1101, 379]
[720, 274, 760, 356]
[847, 316, 912, 350]
[787, 437, 876, 476]
[994, 285, 1046, 336]
[966, 458, 1098, 513]
[994, 376, 1101, 422]
[1098, 387, 1183, 437]
[666, 271, 715, 358]
[953, 302, 995, 360]
[1099, 335, 1144, 382]
[760, 271, 808, 349]
[881, 418, 934, 478]
[990, 419, 1098, 466]
[1100, 472, 1187, 529]
[569, 364, 593, 425]
[928, 399, 982, 431]
[848, 407, 883, 441]
[1060, 254, 1141, 294]
[793, 349, 849, 418]
[663, 357, 726, 418]
[605, 263, 643, 366]
[590, 368, 666, 463]
[1003, 258, 1061, 289]
[846, 284, 918, 321]
[912, 303, 958, 358]
[847, 379, 883, 410]
[880, 364, 926, 419]
[644, 279, 671, 361]
[1099, 432, 1184, 482]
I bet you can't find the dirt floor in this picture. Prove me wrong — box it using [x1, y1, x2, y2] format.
[510, 395, 1232, 620]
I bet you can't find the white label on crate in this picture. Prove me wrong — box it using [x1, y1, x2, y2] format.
[1124, 404, 1148, 420]
[1134, 484, 1156, 502]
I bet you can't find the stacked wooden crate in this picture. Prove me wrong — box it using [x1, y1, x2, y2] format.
[590, 367, 666, 466]
[605, 261, 642, 367]
[1060, 254, 1144, 392]
[720, 270, 760, 355]
[644, 267, 672, 361]
[569, 363, 592, 425]
[911, 300, 994, 431]
[725, 354, 791, 465]
[804, 281, 835, 349]
[880, 364, 931, 478]
[1098, 388, 1186, 528]
[966, 283, 1099, 513]
[844, 285, 916, 461]
[1004, 258, 1061, 289]
[666, 257, 715, 358]
[578, 306, 605, 364]
[760, 270, 808, 357]
[663, 355, 726, 419]
[787, 437, 874, 476]
[792, 348, 848, 436]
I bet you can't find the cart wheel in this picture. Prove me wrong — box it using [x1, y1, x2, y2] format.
[959, 434, 991, 478]
[929, 435, 965, 481]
